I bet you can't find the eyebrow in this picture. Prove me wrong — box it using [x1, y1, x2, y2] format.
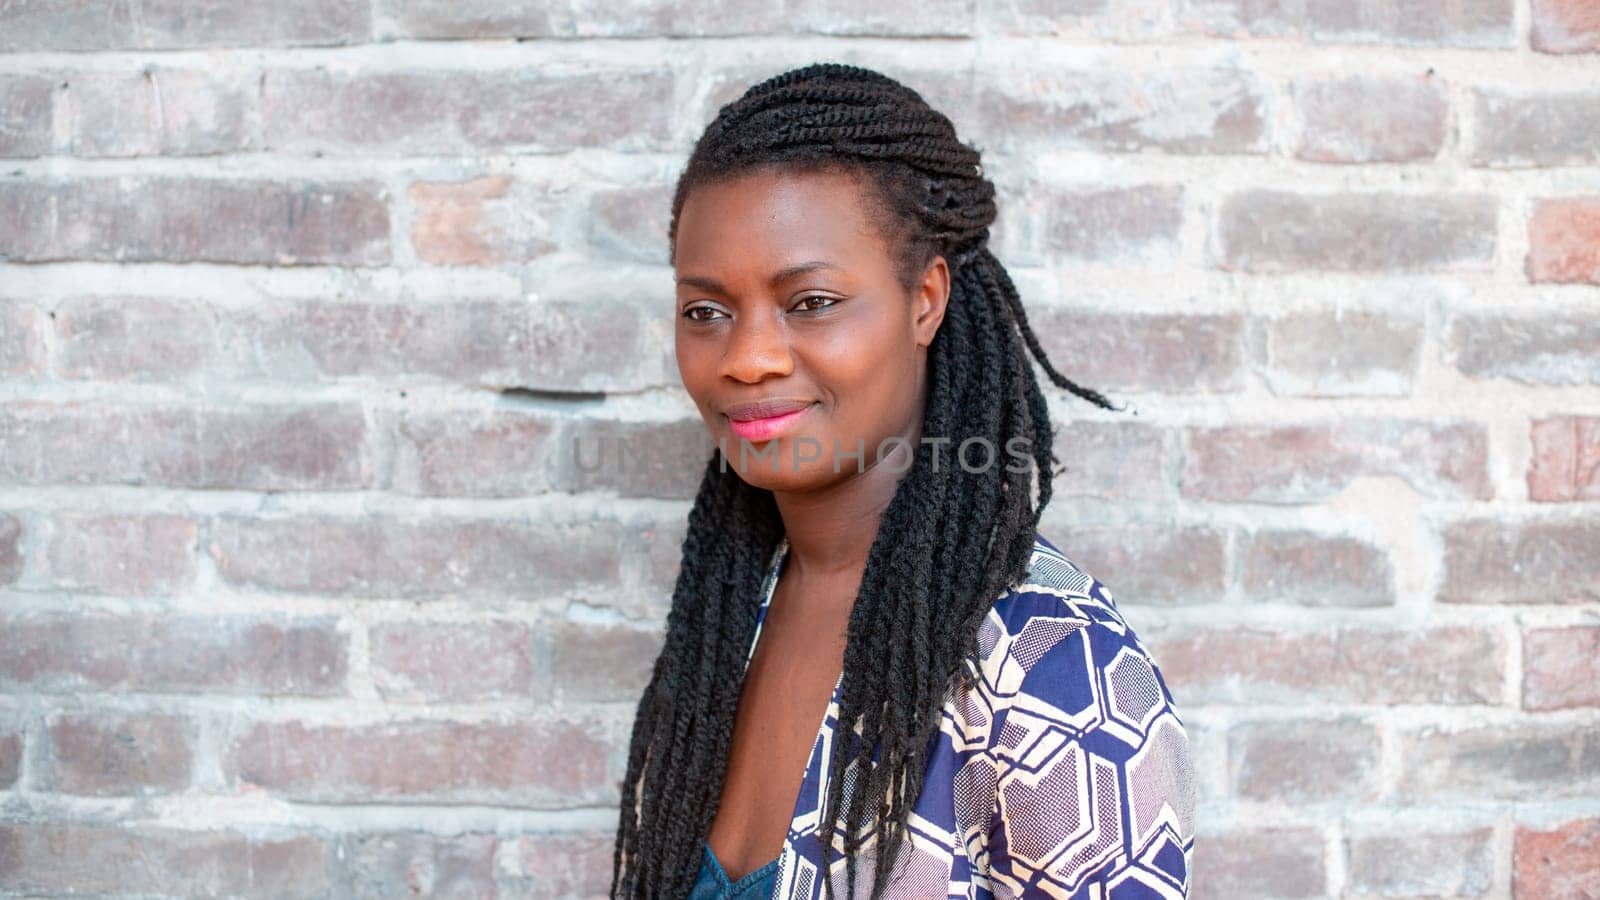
[676, 260, 840, 293]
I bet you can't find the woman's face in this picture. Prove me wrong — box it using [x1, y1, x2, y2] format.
[673, 167, 949, 494]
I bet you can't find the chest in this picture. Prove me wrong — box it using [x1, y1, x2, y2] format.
[710, 574, 852, 877]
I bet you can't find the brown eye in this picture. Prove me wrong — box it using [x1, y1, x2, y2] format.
[794, 295, 839, 312]
[683, 306, 726, 322]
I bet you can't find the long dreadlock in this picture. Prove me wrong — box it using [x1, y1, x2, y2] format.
[610, 61, 1123, 900]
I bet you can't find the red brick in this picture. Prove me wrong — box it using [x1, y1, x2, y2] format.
[0, 302, 47, 375]
[0, 75, 53, 157]
[1190, 827, 1326, 899]
[1446, 314, 1600, 385]
[242, 294, 675, 393]
[976, 67, 1267, 155]
[555, 417, 714, 500]
[207, 515, 621, 600]
[1471, 89, 1600, 167]
[53, 296, 219, 379]
[0, 613, 347, 696]
[0, 178, 390, 265]
[0, 513, 22, 586]
[42, 512, 196, 595]
[503, 831, 615, 899]
[1035, 521, 1228, 606]
[263, 69, 674, 154]
[390, 407, 560, 497]
[979, 0, 1173, 36]
[1346, 827, 1495, 896]
[1178, 0, 1513, 47]
[589, 183, 674, 264]
[0, 0, 368, 50]
[1215, 190, 1496, 272]
[1029, 311, 1244, 393]
[1524, 626, 1600, 710]
[0, 824, 327, 896]
[1400, 723, 1599, 801]
[0, 401, 372, 490]
[1529, 416, 1600, 502]
[46, 712, 192, 796]
[1048, 421, 1173, 500]
[1238, 529, 1394, 606]
[1532, 0, 1600, 53]
[1037, 184, 1185, 262]
[1255, 309, 1422, 396]
[1527, 197, 1600, 284]
[787, 0, 975, 34]
[332, 831, 496, 897]
[544, 619, 665, 702]
[64, 70, 255, 157]
[385, 0, 781, 37]
[1230, 718, 1381, 802]
[1293, 75, 1449, 163]
[0, 726, 18, 789]
[1516, 818, 1600, 898]
[1439, 517, 1600, 605]
[637, 516, 689, 600]
[1182, 419, 1491, 502]
[370, 621, 533, 702]
[408, 175, 559, 266]
[226, 716, 618, 805]
[1149, 626, 1505, 705]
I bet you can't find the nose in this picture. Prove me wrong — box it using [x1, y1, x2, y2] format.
[719, 307, 795, 384]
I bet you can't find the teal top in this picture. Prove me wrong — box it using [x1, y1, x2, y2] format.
[690, 840, 780, 900]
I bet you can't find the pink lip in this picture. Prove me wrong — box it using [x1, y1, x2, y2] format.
[727, 404, 814, 442]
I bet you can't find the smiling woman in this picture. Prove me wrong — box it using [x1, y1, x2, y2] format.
[611, 62, 1196, 900]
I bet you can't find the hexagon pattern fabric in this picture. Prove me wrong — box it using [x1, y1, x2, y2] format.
[746, 532, 1197, 900]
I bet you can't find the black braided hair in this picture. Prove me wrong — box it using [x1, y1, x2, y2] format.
[610, 61, 1124, 900]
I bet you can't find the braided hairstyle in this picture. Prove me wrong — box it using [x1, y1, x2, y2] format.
[610, 62, 1122, 900]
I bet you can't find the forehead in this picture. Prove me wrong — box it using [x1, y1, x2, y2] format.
[673, 167, 891, 275]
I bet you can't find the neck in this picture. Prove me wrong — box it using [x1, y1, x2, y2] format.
[771, 413, 924, 594]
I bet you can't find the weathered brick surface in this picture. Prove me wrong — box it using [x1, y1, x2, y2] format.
[1523, 626, 1600, 710]
[369, 621, 534, 702]
[3, 4, 1597, 897]
[0, 178, 391, 265]
[45, 712, 194, 795]
[1527, 197, 1600, 284]
[0, 614, 348, 695]
[1528, 416, 1600, 502]
[1292, 75, 1450, 163]
[0, 74, 53, 157]
[1215, 190, 1497, 272]
[1471, 89, 1600, 167]
[1149, 626, 1506, 705]
[1346, 827, 1497, 897]
[1178, 0, 1515, 47]
[1189, 827, 1327, 898]
[1229, 718, 1383, 802]
[1445, 313, 1600, 385]
[1516, 818, 1600, 898]
[1439, 517, 1600, 605]
[1181, 418, 1492, 502]
[1253, 308, 1423, 396]
[0, 824, 328, 896]
[225, 716, 619, 804]
[1531, 0, 1600, 53]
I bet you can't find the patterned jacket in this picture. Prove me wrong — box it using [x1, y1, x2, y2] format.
[751, 532, 1196, 899]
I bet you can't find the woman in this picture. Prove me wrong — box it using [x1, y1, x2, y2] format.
[611, 62, 1196, 900]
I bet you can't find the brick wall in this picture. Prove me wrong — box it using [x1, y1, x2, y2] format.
[2, 1, 1598, 897]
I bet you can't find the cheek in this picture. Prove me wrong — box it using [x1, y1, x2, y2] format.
[806, 311, 915, 414]
[674, 335, 720, 404]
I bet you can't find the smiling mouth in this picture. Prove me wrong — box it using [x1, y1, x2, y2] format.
[726, 404, 815, 442]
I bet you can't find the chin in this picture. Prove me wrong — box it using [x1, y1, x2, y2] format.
[717, 435, 855, 493]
